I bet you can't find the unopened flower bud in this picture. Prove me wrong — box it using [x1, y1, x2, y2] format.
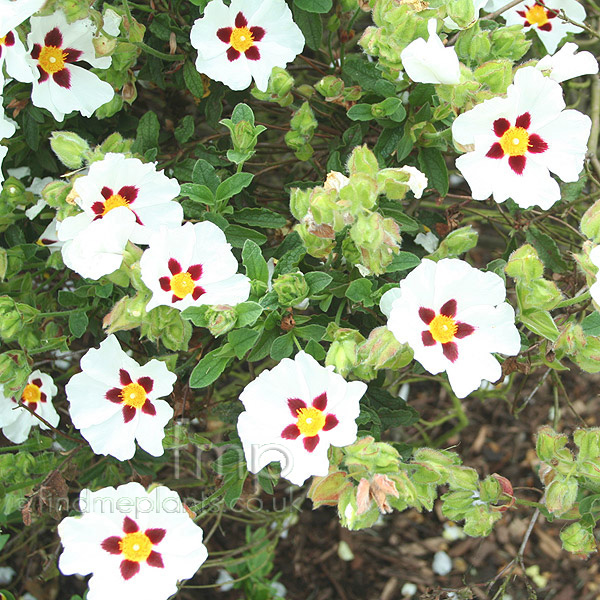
[273, 272, 309, 307]
[346, 144, 379, 178]
[206, 305, 238, 336]
[50, 131, 90, 170]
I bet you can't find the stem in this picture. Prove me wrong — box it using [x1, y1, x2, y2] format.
[133, 41, 184, 61]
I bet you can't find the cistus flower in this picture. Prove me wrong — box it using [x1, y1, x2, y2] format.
[500, 0, 586, 54]
[0, 29, 36, 85]
[0, 0, 46, 37]
[536, 42, 598, 83]
[58, 482, 208, 600]
[236, 351, 367, 486]
[140, 221, 250, 312]
[65, 334, 176, 461]
[0, 105, 17, 184]
[0, 370, 59, 443]
[190, 0, 305, 92]
[58, 206, 136, 280]
[380, 258, 521, 398]
[62, 153, 183, 245]
[452, 66, 591, 210]
[27, 11, 114, 122]
[400, 19, 461, 85]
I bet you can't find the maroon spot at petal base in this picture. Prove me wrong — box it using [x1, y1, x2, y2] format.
[141, 400, 156, 416]
[323, 414, 338, 431]
[539, 22, 552, 31]
[145, 528, 166, 544]
[120, 369, 133, 385]
[63, 48, 82, 63]
[159, 277, 171, 292]
[106, 388, 122, 403]
[101, 536, 122, 555]
[422, 330, 436, 346]
[235, 11, 248, 28]
[118, 185, 138, 203]
[192, 286, 205, 300]
[515, 112, 531, 129]
[439, 299, 457, 318]
[227, 47, 240, 61]
[245, 46, 260, 61]
[516, 9, 526, 17]
[137, 376, 154, 393]
[123, 405, 137, 423]
[40, 392, 47, 403]
[250, 26, 265, 41]
[168, 258, 182, 275]
[287, 397, 307, 416]
[30, 43, 41, 60]
[44, 27, 63, 48]
[303, 435, 319, 453]
[5, 31, 15, 47]
[508, 155, 527, 175]
[53, 68, 70, 89]
[187, 264, 203, 280]
[120, 559, 140, 581]
[528, 133, 548, 154]
[171, 294, 183, 303]
[146, 550, 164, 568]
[123, 516, 139, 533]
[101, 186, 113, 199]
[312, 392, 327, 411]
[493, 118, 510, 137]
[32, 378, 42, 387]
[442, 342, 459, 362]
[216, 27, 232, 43]
[486, 142, 504, 159]
[281, 424, 301, 439]
[455, 322, 475, 339]
[91, 202, 104, 216]
[37, 65, 49, 82]
[418, 307, 435, 325]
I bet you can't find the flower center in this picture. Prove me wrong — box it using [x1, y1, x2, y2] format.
[525, 4, 549, 27]
[499, 126, 530, 157]
[230, 26, 254, 52]
[170, 272, 195, 299]
[102, 193, 129, 215]
[22, 383, 41, 404]
[119, 532, 153, 562]
[0, 35, 6, 46]
[38, 46, 67, 74]
[296, 407, 326, 437]
[429, 314, 458, 344]
[119, 382, 147, 409]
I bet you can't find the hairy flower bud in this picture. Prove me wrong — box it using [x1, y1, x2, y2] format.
[273, 272, 309, 307]
[206, 305, 238, 337]
[50, 131, 91, 170]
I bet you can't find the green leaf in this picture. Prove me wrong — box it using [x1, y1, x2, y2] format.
[228, 328, 261, 359]
[226, 225, 266, 248]
[192, 159, 220, 192]
[343, 56, 395, 96]
[292, 5, 322, 51]
[133, 111, 160, 153]
[231, 102, 255, 125]
[346, 279, 373, 305]
[174, 115, 195, 144]
[242, 239, 269, 284]
[347, 104, 374, 121]
[0, 533, 9, 552]
[181, 305, 209, 327]
[305, 271, 333, 295]
[304, 338, 326, 360]
[385, 251, 421, 272]
[582, 312, 600, 337]
[396, 134, 414, 162]
[189, 346, 233, 388]
[271, 333, 294, 360]
[295, 324, 326, 341]
[294, 0, 332, 13]
[520, 310, 559, 342]
[525, 226, 568, 274]
[216, 172, 254, 202]
[418, 147, 448, 197]
[180, 183, 215, 205]
[247, 328, 279, 362]
[68, 312, 88, 338]
[183, 60, 205, 98]
[230, 207, 287, 228]
[235, 301, 263, 327]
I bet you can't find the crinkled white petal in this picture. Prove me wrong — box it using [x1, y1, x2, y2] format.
[2, 32, 36, 82]
[536, 42, 599, 82]
[0, 0, 46, 37]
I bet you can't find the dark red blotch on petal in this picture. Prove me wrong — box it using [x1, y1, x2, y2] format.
[123, 516, 139, 533]
[493, 118, 510, 137]
[227, 47, 241, 61]
[145, 528, 166, 544]
[442, 342, 459, 362]
[486, 143, 504, 159]
[245, 46, 260, 61]
[288, 398, 307, 416]
[192, 286, 205, 300]
[188, 264, 203, 280]
[123, 405, 137, 423]
[120, 559, 140, 580]
[303, 436, 320, 452]
[31, 43, 41, 60]
[106, 388, 122, 403]
[281, 424, 301, 439]
[217, 27, 232, 43]
[455, 322, 475, 339]
[5, 31, 15, 47]
[439, 299, 457, 318]
[53, 69, 70, 89]
[63, 48, 82, 63]
[101, 186, 113, 199]
[528, 134, 548, 154]
[101, 536, 122, 555]
[44, 27, 63, 48]
[146, 550, 165, 568]
[120, 369, 133, 386]
[168, 258, 182, 275]
[142, 400, 156, 416]
[323, 414, 338, 431]
[118, 185, 138, 203]
[422, 331, 436, 346]
[418, 307, 435, 325]
[235, 12, 248, 27]
[508, 155, 527, 175]
[159, 277, 171, 292]
[250, 27, 265, 41]
[312, 392, 327, 411]
[515, 112, 531, 129]
[137, 376, 153, 393]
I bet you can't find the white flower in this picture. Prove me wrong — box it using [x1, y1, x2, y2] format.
[589, 246, 600, 305]
[452, 66, 591, 210]
[0, 104, 17, 140]
[501, 0, 586, 54]
[536, 42, 598, 82]
[414, 231, 439, 253]
[190, 0, 305, 92]
[381, 258, 521, 398]
[58, 206, 136, 279]
[0, 370, 59, 443]
[399, 165, 428, 198]
[400, 20, 460, 85]
[65, 335, 176, 461]
[0, 30, 36, 84]
[140, 221, 250, 312]
[236, 351, 367, 486]
[0, 146, 8, 185]
[0, 0, 46, 37]
[37, 217, 64, 252]
[25, 176, 53, 219]
[323, 171, 350, 192]
[102, 8, 122, 37]
[58, 482, 208, 600]
[69, 153, 183, 245]
[27, 11, 114, 122]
